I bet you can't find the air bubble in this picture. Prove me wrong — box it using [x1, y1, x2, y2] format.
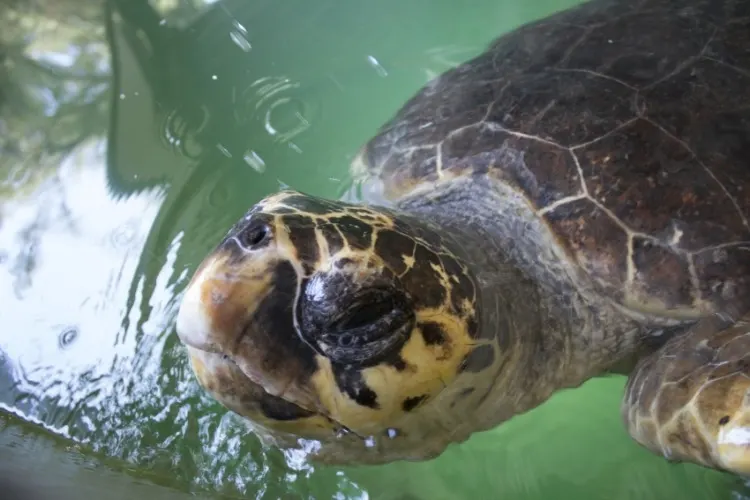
[386, 428, 398, 439]
[364, 436, 376, 448]
[58, 327, 79, 349]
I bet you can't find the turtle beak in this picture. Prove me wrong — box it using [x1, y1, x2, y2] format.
[175, 247, 325, 413]
[175, 257, 246, 355]
[175, 268, 217, 353]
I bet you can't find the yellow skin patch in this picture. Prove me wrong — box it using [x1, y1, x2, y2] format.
[176, 190, 484, 463]
[310, 310, 474, 435]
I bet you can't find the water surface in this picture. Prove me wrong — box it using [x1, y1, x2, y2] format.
[0, 0, 748, 498]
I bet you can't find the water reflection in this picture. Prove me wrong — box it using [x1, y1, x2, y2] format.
[1, 0, 749, 498]
[1, 0, 416, 496]
[0, 0, 358, 497]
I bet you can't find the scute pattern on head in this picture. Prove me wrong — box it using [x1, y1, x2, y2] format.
[178, 189, 501, 462]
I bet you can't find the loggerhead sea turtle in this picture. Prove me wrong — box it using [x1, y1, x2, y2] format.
[175, 0, 750, 476]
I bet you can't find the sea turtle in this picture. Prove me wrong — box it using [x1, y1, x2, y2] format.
[175, 0, 750, 476]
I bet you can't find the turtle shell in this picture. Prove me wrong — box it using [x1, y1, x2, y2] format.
[357, 0, 750, 318]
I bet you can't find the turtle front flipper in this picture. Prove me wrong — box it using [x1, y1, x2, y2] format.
[622, 312, 750, 476]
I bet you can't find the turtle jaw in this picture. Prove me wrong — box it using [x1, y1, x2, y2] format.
[173, 253, 280, 391]
[174, 245, 324, 414]
[182, 344, 347, 439]
[174, 267, 224, 355]
[175, 260, 345, 440]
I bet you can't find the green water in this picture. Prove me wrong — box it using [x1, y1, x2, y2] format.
[0, 0, 748, 498]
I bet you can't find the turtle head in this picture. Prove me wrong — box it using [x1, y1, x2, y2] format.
[175, 190, 484, 463]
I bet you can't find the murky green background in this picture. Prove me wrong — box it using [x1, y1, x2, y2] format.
[0, 0, 748, 498]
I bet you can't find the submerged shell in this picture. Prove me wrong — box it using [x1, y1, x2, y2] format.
[358, 0, 750, 317]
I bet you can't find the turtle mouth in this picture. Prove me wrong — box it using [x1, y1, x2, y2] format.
[183, 344, 359, 439]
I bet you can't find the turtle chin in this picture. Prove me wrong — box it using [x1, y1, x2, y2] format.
[184, 345, 460, 466]
[183, 345, 344, 443]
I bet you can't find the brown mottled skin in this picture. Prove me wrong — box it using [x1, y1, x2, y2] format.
[175, 0, 750, 476]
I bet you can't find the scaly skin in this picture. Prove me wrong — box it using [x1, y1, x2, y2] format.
[624, 313, 750, 475]
[175, 0, 750, 475]
[177, 191, 489, 464]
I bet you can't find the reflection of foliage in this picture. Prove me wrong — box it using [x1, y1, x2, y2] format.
[0, 0, 111, 200]
[151, 0, 219, 27]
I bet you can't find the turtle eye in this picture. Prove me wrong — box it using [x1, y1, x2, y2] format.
[239, 222, 271, 249]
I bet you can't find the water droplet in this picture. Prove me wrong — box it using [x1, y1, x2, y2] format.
[58, 327, 79, 349]
[216, 144, 232, 157]
[212, 75, 218, 80]
[243, 150, 266, 173]
[110, 221, 137, 249]
[160, 109, 205, 159]
[335, 427, 350, 439]
[207, 183, 230, 210]
[366, 55, 388, 77]
[119, 93, 125, 100]
[230, 30, 252, 52]
[364, 436, 376, 448]
[264, 97, 310, 141]
[159, 19, 167, 26]
[239, 76, 317, 144]
[233, 20, 247, 35]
